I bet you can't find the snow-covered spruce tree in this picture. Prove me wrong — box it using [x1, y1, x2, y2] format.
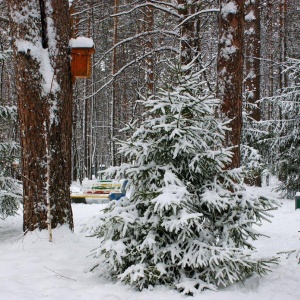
[241, 109, 265, 185]
[260, 58, 300, 198]
[88, 62, 278, 294]
[0, 104, 22, 219]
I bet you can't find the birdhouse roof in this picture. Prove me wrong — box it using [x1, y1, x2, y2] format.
[69, 37, 94, 49]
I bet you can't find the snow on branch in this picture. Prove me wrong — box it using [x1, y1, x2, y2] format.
[0, 16, 9, 23]
[89, 46, 180, 99]
[0, 105, 17, 120]
[111, 2, 180, 19]
[221, 2, 238, 19]
[94, 30, 179, 68]
[174, 8, 220, 29]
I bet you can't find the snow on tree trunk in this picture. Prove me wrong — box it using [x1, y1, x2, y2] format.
[9, 0, 73, 232]
[244, 0, 260, 120]
[217, 0, 244, 168]
[144, 4, 154, 95]
[242, 0, 262, 187]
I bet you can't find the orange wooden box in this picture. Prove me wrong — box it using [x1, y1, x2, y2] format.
[71, 47, 95, 79]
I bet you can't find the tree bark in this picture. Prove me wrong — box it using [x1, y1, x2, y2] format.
[111, 0, 119, 167]
[244, 0, 261, 186]
[144, 4, 154, 95]
[266, 0, 274, 100]
[217, 0, 244, 168]
[9, 0, 73, 232]
[177, 0, 201, 65]
[245, 0, 261, 121]
[279, 0, 287, 91]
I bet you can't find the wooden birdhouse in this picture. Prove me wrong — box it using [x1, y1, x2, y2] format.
[70, 37, 95, 80]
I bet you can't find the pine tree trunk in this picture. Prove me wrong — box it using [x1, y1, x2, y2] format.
[266, 0, 274, 100]
[217, 0, 244, 168]
[245, 0, 261, 121]
[177, 0, 200, 65]
[84, 79, 92, 179]
[111, 0, 119, 167]
[144, 4, 154, 95]
[279, 0, 287, 91]
[9, 0, 73, 232]
[244, 0, 261, 186]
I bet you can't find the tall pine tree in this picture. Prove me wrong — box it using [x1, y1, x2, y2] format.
[87, 62, 278, 294]
[9, 0, 73, 232]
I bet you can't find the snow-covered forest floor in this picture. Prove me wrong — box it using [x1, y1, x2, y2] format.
[1, 179, 300, 300]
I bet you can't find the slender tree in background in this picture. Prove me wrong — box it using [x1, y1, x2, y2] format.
[144, 4, 154, 95]
[242, 0, 262, 186]
[265, 0, 275, 102]
[217, 0, 244, 168]
[111, 0, 119, 167]
[279, 0, 287, 91]
[177, 0, 200, 65]
[244, 0, 261, 120]
[8, 0, 73, 233]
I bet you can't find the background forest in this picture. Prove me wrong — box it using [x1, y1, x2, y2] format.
[1, 0, 300, 202]
[1, 0, 300, 296]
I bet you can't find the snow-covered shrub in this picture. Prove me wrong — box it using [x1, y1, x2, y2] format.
[0, 105, 22, 219]
[259, 58, 300, 198]
[240, 143, 264, 185]
[87, 62, 278, 294]
[241, 104, 265, 186]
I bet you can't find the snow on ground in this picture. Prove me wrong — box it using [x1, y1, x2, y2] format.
[1, 182, 300, 300]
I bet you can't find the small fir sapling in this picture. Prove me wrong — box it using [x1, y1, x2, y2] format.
[259, 58, 300, 197]
[241, 110, 265, 185]
[0, 105, 22, 219]
[272, 59, 300, 198]
[86, 62, 278, 294]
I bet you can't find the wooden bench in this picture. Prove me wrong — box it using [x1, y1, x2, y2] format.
[71, 179, 127, 204]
